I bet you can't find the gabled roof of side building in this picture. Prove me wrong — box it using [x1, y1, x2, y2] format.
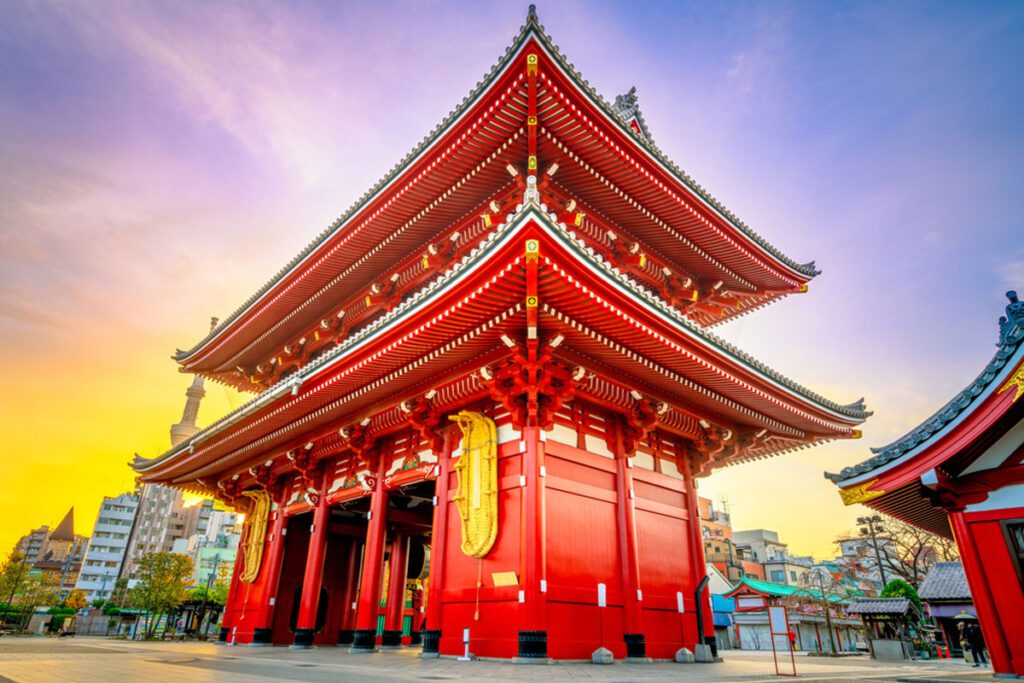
[918, 562, 972, 602]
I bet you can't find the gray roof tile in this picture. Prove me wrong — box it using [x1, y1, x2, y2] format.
[918, 562, 971, 602]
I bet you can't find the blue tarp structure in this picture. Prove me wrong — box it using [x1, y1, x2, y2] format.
[712, 594, 734, 628]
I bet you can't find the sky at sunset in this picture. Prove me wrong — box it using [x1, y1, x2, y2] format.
[2, 1, 1024, 561]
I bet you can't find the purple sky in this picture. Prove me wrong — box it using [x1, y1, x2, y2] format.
[2, 1, 1023, 558]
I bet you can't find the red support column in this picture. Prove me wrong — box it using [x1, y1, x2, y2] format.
[949, 509, 1013, 674]
[422, 428, 455, 655]
[292, 486, 329, 649]
[382, 530, 409, 647]
[685, 472, 714, 652]
[352, 447, 391, 652]
[250, 501, 288, 646]
[220, 532, 248, 644]
[517, 423, 548, 659]
[613, 417, 646, 659]
[337, 538, 362, 646]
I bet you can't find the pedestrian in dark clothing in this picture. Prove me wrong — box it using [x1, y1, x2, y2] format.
[966, 623, 987, 667]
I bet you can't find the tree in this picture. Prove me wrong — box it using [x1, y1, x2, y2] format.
[108, 578, 130, 608]
[876, 516, 959, 587]
[12, 572, 60, 627]
[128, 552, 193, 639]
[0, 551, 30, 625]
[881, 578, 923, 617]
[63, 589, 87, 610]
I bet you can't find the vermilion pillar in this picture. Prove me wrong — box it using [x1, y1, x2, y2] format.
[251, 502, 288, 645]
[949, 509, 1012, 674]
[685, 471, 714, 651]
[337, 538, 362, 646]
[352, 449, 390, 652]
[613, 418, 646, 658]
[422, 428, 455, 656]
[220, 526, 249, 644]
[292, 486, 329, 648]
[381, 530, 409, 647]
[517, 423, 548, 659]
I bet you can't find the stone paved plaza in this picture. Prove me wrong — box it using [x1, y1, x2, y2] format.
[0, 637, 998, 683]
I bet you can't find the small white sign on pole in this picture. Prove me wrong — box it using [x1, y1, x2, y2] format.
[676, 591, 685, 613]
[458, 628, 472, 661]
[597, 583, 607, 607]
[769, 606, 788, 633]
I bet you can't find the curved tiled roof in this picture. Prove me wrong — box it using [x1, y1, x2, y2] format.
[176, 5, 818, 364]
[826, 291, 1024, 484]
[139, 202, 865, 476]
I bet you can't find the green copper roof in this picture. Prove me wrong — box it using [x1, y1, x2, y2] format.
[733, 576, 852, 604]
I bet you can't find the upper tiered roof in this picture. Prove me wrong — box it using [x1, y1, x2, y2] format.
[175, 6, 821, 391]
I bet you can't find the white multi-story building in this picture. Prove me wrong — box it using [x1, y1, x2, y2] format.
[75, 493, 139, 602]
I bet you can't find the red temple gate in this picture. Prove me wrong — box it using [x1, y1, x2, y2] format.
[134, 7, 867, 661]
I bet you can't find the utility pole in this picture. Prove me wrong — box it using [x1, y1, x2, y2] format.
[857, 515, 889, 589]
[198, 553, 222, 639]
[58, 548, 75, 606]
[815, 569, 838, 654]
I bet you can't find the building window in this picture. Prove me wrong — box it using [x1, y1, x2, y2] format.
[790, 570, 797, 582]
[771, 570, 785, 582]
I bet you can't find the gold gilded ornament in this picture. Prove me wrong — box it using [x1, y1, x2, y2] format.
[449, 411, 498, 558]
[998, 364, 1024, 402]
[238, 489, 271, 583]
[839, 479, 884, 506]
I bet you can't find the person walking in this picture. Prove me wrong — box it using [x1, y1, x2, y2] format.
[966, 622, 987, 667]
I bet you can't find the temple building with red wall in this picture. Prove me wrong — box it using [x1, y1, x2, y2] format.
[133, 7, 868, 661]
[829, 292, 1024, 677]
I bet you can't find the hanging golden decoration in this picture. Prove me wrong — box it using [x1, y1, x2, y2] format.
[450, 411, 498, 558]
[238, 489, 271, 583]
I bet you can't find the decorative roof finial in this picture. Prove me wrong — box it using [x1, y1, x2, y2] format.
[528, 4, 538, 23]
[209, 316, 219, 333]
[998, 289, 1024, 346]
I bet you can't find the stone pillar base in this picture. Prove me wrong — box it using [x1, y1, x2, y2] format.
[289, 628, 316, 649]
[517, 630, 548, 660]
[380, 630, 403, 648]
[624, 633, 646, 658]
[350, 628, 378, 653]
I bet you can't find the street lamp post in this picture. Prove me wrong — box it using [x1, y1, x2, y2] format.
[857, 515, 889, 589]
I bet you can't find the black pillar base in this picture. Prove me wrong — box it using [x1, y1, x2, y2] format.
[381, 630, 403, 647]
[409, 631, 422, 646]
[337, 629, 355, 646]
[351, 628, 377, 651]
[292, 628, 316, 648]
[218, 627, 229, 643]
[624, 633, 646, 658]
[517, 630, 548, 658]
[252, 628, 273, 645]
[421, 629, 441, 654]
[706, 635, 719, 658]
